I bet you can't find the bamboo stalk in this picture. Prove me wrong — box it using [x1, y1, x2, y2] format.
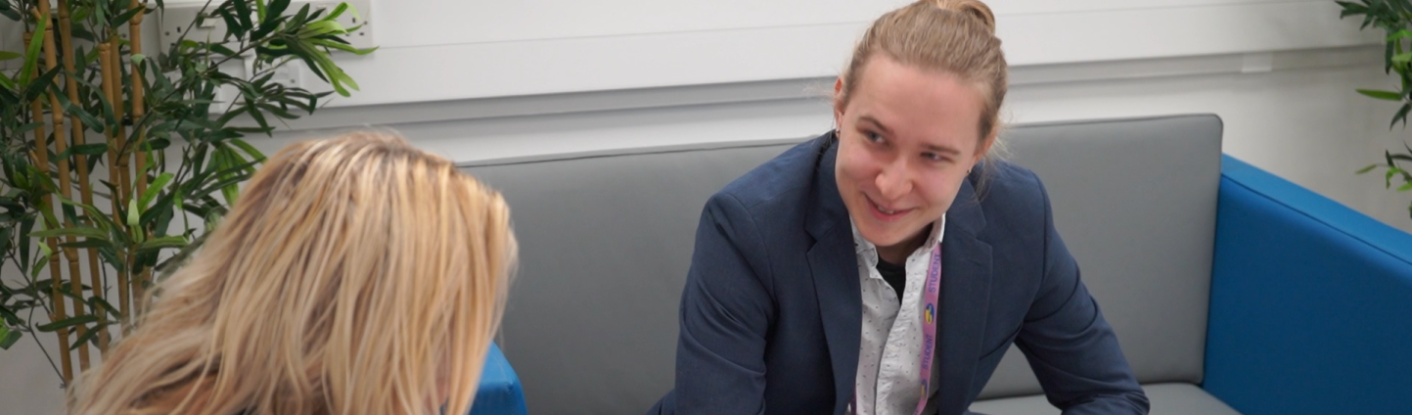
[129, 0, 150, 311]
[109, 35, 134, 319]
[37, 0, 91, 371]
[58, 0, 110, 355]
[28, 28, 75, 385]
[99, 43, 130, 331]
[111, 36, 131, 231]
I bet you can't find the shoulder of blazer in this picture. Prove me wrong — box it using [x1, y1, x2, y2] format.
[968, 159, 1051, 241]
[714, 133, 836, 214]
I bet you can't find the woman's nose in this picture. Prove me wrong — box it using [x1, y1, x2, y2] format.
[875, 162, 912, 202]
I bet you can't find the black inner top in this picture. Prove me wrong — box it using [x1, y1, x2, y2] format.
[876, 258, 906, 305]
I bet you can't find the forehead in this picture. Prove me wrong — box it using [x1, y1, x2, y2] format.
[848, 56, 985, 141]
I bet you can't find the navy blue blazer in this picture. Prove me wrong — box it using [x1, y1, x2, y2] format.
[651, 133, 1148, 415]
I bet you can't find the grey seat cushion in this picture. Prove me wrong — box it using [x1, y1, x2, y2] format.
[968, 383, 1240, 415]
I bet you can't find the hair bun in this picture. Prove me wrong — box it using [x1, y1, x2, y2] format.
[925, 0, 996, 35]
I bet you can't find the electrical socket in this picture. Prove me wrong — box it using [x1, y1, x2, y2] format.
[159, 0, 374, 52]
[268, 62, 301, 88]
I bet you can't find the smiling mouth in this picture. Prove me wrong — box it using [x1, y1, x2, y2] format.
[865, 194, 911, 219]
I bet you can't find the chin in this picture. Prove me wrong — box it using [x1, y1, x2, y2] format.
[858, 226, 907, 248]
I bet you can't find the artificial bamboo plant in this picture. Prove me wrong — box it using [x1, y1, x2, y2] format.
[0, 0, 372, 386]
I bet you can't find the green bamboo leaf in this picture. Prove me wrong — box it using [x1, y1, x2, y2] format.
[128, 198, 140, 229]
[21, 66, 62, 103]
[0, 51, 20, 61]
[0, 327, 20, 350]
[0, 307, 22, 327]
[261, 0, 292, 35]
[1396, 52, 1412, 65]
[229, 138, 268, 162]
[36, 315, 98, 332]
[0, 1, 19, 20]
[56, 194, 115, 232]
[137, 236, 188, 252]
[1398, 182, 1412, 191]
[18, 217, 33, 274]
[309, 38, 368, 55]
[1336, 1, 1367, 15]
[141, 138, 172, 151]
[233, 0, 254, 33]
[1393, 104, 1412, 129]
[0, 70, 15, 90]
[19, 16, 49, 86]
[1358, 164, 1380, 174]
[70, 144, 110, 157]
[88, 296, 121, 318]
[140, 191, 177, 229]
[220, 8, 244, 40]
[30, 226, 109, 241]
[56, 143, 109, 161]
[92, 0, 106, 27]
[111, 5, 144, 28]
[247, 101, 272, 133]
[69, 327, 100, 350]
[139, 173, 175, 212]
[324, 2, 351, 21]
[299, 20, 346, 37]
[1358, 89, 1403, 101]
[60, 239, 114, 249]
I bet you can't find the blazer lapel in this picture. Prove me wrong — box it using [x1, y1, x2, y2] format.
[927, 177, 993, 415]
[804, 135, 862, 415]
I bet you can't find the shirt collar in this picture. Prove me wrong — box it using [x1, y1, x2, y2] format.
[850, 214, 947, 257]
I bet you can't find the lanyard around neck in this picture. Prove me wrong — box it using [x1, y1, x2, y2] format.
[850, 242, 942, 415]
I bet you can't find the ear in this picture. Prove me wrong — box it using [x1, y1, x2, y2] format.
[972, 130, 998, 165]
[833, 77, 846, 123]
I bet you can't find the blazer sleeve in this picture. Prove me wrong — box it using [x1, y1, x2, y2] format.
[671, 192, 776, 414]
[1014, 177, 1150, 415]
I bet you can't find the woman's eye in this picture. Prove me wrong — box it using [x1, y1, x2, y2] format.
[866, 132, 884, 143]
[922, 152, 954, 164]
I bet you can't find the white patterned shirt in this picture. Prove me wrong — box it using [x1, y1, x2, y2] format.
[850, 215, 945, 415]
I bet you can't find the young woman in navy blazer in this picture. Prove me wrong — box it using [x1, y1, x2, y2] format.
[651, 1, 1148, 414]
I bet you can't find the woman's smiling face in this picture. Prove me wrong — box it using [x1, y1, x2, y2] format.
[834, 55, 992, 255]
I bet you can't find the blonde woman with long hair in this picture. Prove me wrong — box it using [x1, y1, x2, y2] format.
[67, 132, 516, 415]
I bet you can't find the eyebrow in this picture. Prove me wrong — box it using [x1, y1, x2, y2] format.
[859, 115, 962, 156]
[859, 115, 894, 137]
[922, 143, 962, 156]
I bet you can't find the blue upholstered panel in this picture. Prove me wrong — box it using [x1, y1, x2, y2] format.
[1204, 156, 1412, 415]
[470, 343, 529, 415]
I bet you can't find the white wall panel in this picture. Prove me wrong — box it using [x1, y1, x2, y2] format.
[305, 0, 1377, 107]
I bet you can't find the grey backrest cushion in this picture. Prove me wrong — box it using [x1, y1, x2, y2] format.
[461, 114, 1223, 414]
[975, 115, 1222, 399]
[464, 141, 799, 414]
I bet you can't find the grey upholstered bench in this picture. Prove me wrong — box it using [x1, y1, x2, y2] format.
[464, 115, 1236, 414]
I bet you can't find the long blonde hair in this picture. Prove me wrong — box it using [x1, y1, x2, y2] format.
[67, 132, 516, 415]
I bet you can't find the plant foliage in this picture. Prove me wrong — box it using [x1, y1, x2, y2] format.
[0, 0, 372, 385]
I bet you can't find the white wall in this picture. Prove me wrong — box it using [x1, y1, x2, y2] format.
[248, 45, 1410, 229]
[5, 1, 1408, 414]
